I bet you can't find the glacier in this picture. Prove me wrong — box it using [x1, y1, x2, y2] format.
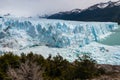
[0, 17, 118, 49]
[0, 17, 120, 65]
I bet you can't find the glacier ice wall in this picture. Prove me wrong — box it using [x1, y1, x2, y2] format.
[0, 17, 118, 49]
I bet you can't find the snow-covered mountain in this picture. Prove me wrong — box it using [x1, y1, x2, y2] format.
[0, 16, 120, 65]
[87, 0, 120, 10]
[57, 9, 82, 15]
[47, 0, 120, 24]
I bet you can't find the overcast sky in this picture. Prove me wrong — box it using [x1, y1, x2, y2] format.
[0, 0, 118, 17]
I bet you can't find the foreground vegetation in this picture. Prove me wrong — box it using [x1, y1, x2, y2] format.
[0, 52, 106, 80]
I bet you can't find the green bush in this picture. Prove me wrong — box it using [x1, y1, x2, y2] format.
[0, 52, 104, 80]
[0, 52, 20, 80]
[74, 55, 98, 79]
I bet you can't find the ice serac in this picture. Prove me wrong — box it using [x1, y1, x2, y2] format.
[0, 17, 118, 50]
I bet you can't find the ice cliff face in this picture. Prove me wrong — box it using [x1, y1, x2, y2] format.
[0, 17, 120, 65]
[0, 17, 118, 50]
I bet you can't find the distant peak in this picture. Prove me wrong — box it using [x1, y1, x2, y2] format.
[114, 0, 120, 6]
[108, 1, 112, 4]
[71, 9, 81, 13]
[88, 0, 120, 10]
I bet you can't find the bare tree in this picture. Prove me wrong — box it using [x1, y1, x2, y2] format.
[7, 61, 43, 80]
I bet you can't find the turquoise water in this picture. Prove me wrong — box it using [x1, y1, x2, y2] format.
[99, 26, 120, 46]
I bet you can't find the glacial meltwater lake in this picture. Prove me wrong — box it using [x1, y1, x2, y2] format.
[99, 25, 120, 46]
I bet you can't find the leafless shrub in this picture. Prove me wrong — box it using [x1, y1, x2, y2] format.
[7, 60, 43, 80]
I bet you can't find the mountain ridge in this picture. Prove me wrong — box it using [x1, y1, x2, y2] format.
[47, 0, 120, 24]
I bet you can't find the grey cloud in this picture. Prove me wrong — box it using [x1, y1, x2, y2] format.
[0, 0, 118, 17]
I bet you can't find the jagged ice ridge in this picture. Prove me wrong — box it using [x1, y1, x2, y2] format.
[0, 17, 120, 65]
